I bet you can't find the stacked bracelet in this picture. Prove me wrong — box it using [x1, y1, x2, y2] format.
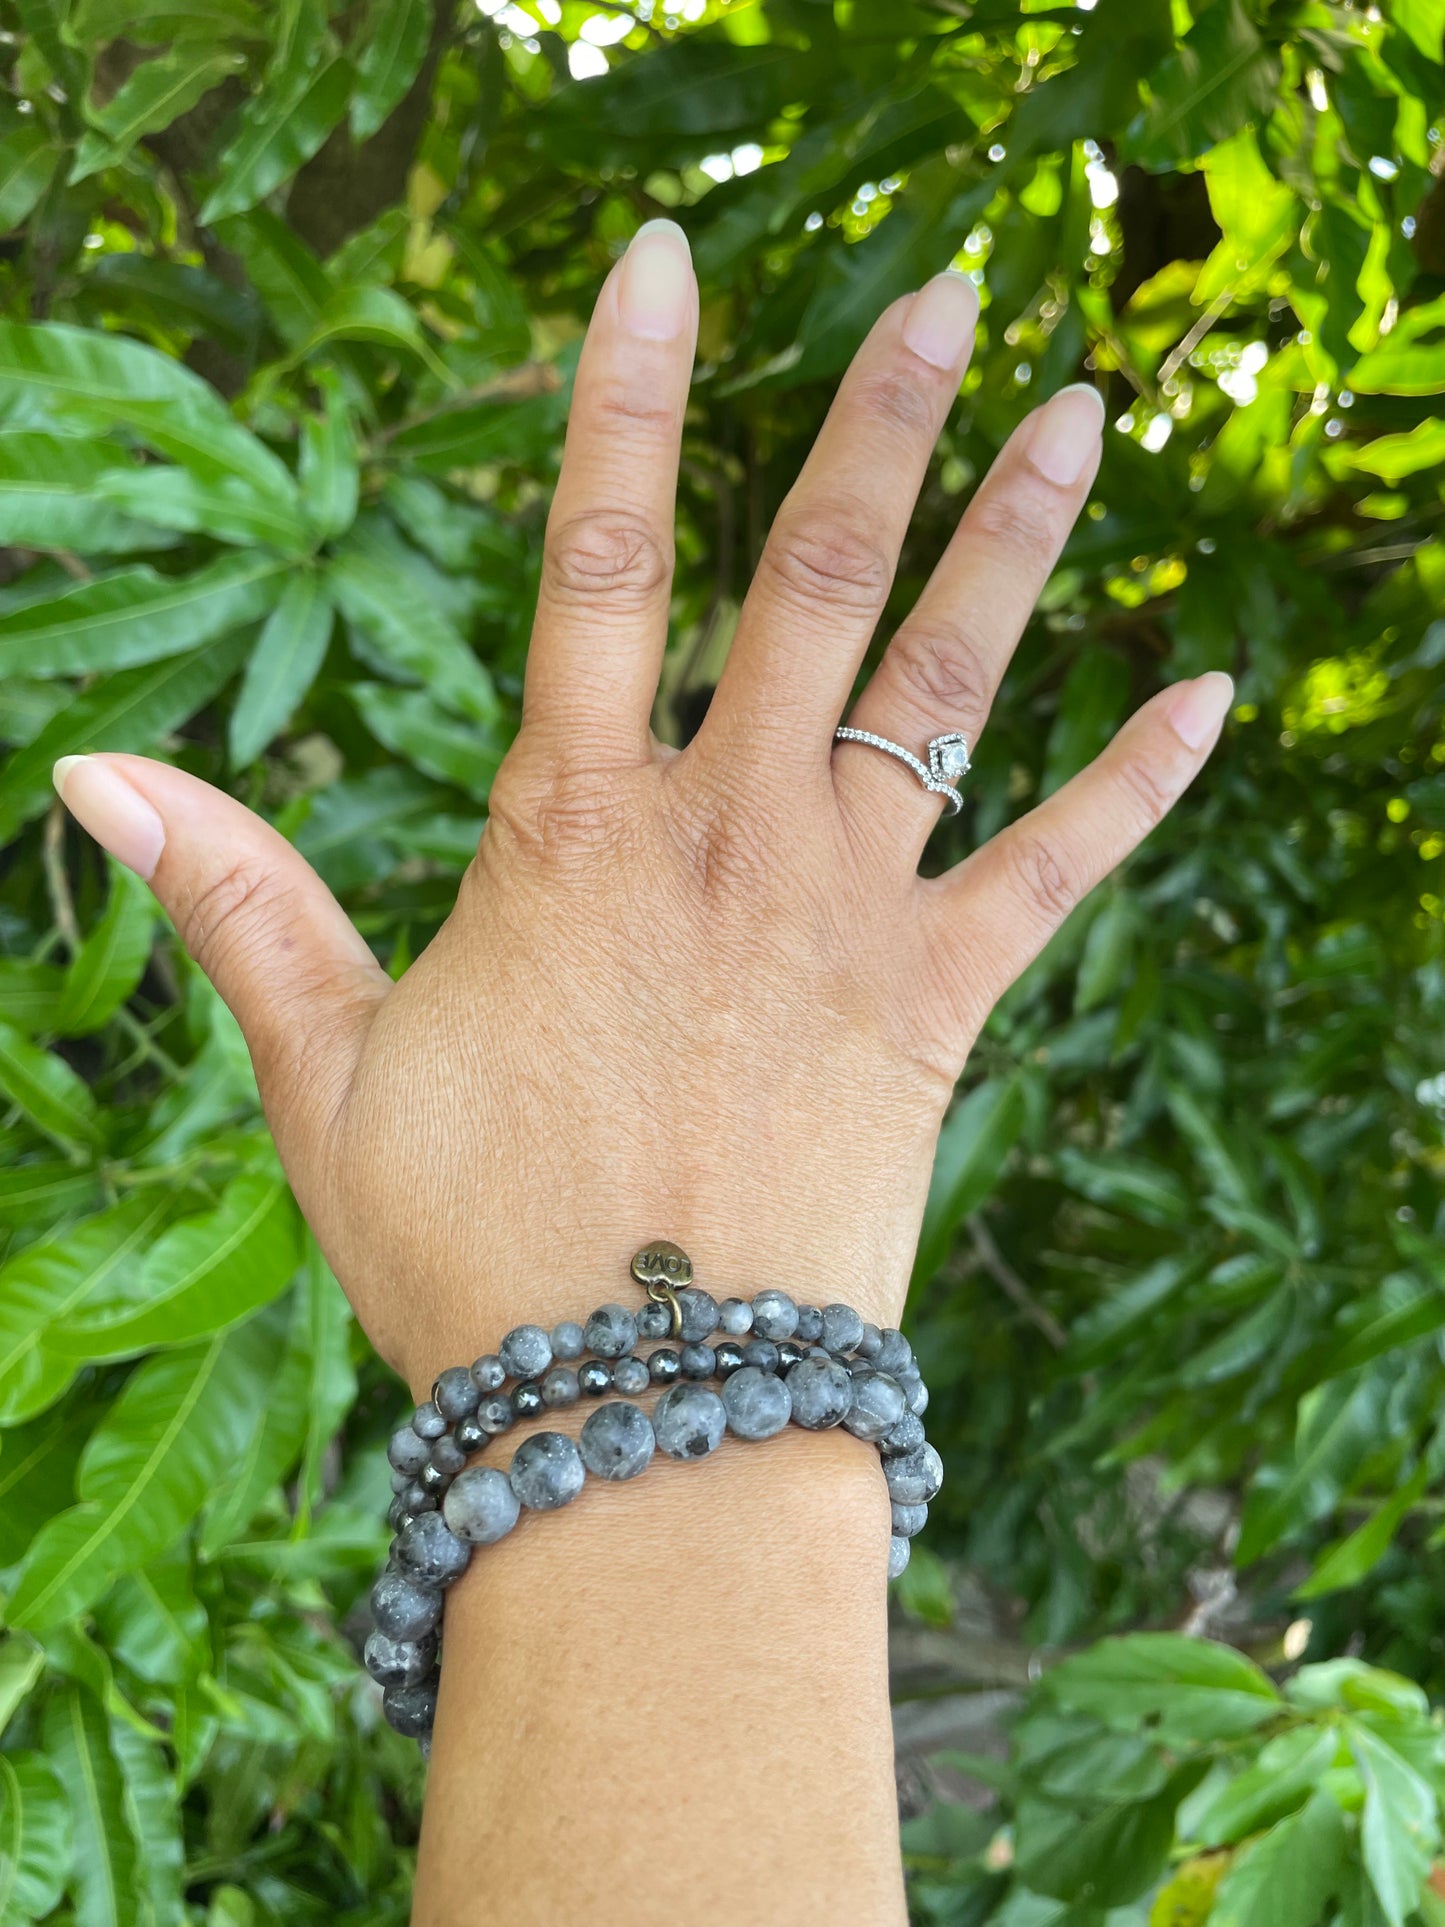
[363, 1243, 943, 1748]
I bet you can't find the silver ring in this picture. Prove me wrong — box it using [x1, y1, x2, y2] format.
[833, 726, 971, 816]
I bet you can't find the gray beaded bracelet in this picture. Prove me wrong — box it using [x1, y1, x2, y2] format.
[364, 1242, 942, 1747]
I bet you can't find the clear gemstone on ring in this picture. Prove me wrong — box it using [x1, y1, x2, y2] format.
[930, 733, 971, 782]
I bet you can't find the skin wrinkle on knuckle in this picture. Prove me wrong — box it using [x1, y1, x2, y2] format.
[587, 369, 680, 438]
[178, 861, 294, 986]
[885, 619, 994, 731]
[760, 501, 894, 618]
[542, 507, 671, 610]
[849, 364, 940, 443]
[967, 481, 1057, 564]
[1008, 832, 1079, 927]
[1114, 745, 1178, 831]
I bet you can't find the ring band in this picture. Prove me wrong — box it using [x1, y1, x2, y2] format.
[833, 727, 971, 816]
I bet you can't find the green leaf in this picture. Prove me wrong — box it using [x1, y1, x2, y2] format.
[1046, 1634, 1281, 1744]
[1054, 1146, 1193, 1226]
[91, 466, 311, 552]
[43, 1686, 137, 1927]
[1296, 1462, 1430, 1600]
[1074, 891, 1136, 1014]
[70, 43, 243, 182]
[1042, 647, 1131, 797]
[199, 52, 354, 224]
[386, 385, 566, 472]
[1349, 1721, 1439, 1927]
[0, 434, 151, 553]
[1350, 420, 1445, 483]
[0, 1639, 46, 1741]
[328, 546, 496, 721]
[913, 1076, 1029, 1289]
[55, 863, 155, 1037]
[1196, 1727, 1341, 1847]
[297, 365, 359, 540]
[0, 122, 59, 232]
[1288, 1659, 1429, 1722]
[1209, 1789, 1348, 1927]
[228, 570, 334, 766]
[1014, 1765, 1197, 1907]
[0, 1753, 70, 1927]
[349, 681, 502, 799]
[1237, 1375, 1389, 1565]
[110, 1724, 184, 1927]
[292, 283, 451, 383]
[8, 1318, 271, 1628]
[0, 1018, 102, 1152]
[94, 1557, 207, 1687]
[349, 0, 429, 141]
[1126, 0, 1280, 167]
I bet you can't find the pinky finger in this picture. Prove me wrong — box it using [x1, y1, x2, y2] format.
[921, 671, 1233, 1030]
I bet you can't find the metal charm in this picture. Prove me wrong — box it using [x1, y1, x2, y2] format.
[631, 1240, 692, 1340]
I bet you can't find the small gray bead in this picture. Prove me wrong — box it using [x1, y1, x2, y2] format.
[721, 1365, 792, 1441]
[612, 1355, 651, 1395]
[412, 1400, 447, 1440]
[821, 1304, 865, 1355]
[741, 1338, 780, 1374]
[500, 1324, 553, 1380]
[476, 1392, 514, 1436]
[876, 1329, 913, 1378]
[857, 1322, 883, 1360]
[786, 1354, 854, 1430]
[891, 1502, 928, 1538]
[387, 1426, 430, 1476]
[364, 1629, 437, 1687]
[903, 1374, 929, 1416]
[420, 1463, 445, 1494]
[676, 1288, 720, 1342]
[434, 1365, 480, 1420]
[888, 1535, 912, 1581]
[680, 1342, 716, 1379]
[443, 1465, 521, 1544]
[371, 1570, 441, 1641]
[718, 1297, 754, 1336]
[397, 1510, 471, 1588]
[843, 1370, 907, 1443]
[637, 1301, 671, 1340]
[542, 1365, 581, 1408]
[846, 1354, 874, 1377]
[510, 1432, 586, 1511]
[383, 1676, 439, 1739]
[401, 1480, 434, 1514]
[456, 1414, 485, 1451]
[648, 1349, 680, 1385]
[794, 1305, 823, 1343]
[579, 1401, 655, 1481]
[883, 1442, 944, 1505]
[881, 1412, 926, 1458]
[714, 1341, 745, 1376]
[585, 1304, 639, 1358]
[551, 1320, 586, 1361]
[471, 1354, 505, 1393]
[654, 1383, 727, 1460]
[431, 1434, 467, 1478]
[751, 1290, 798, 1341]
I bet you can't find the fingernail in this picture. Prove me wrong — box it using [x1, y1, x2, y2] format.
[618, 218, 693, 341]
[902, 270, 979, 371]
[1028, 383, 1106, 487]
[1167, 672, 1234, 751]
[53, 755, 165, 880]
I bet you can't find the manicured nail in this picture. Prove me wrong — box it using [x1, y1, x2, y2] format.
[1167, 672, 1234, 751]
[52, 755, 165, 880]
[1028, 383, 1106, 487]
[902, 270, 979, 371]
[618, 218, 693, 341]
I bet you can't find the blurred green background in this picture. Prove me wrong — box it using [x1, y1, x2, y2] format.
[0, 0, 1444, 1920]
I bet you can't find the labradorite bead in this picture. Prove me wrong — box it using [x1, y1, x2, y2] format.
[751, 1290, 798, 1341]
[364, 1629, 437, 1688]
[612, 1355, 651, 1395]
[371, 1570, 442, 1641]
[843, 1371, 908, 1443]
[471, 1354, 506, 1393]
[500, 1324, 553, 1380]
[721, 1365, 792, 1441]
[434, 1365, 480, 1421]
[402, 1480, 434, 1513]
[387, 1426, 430, 1476]
[542, 1365, 581, 1408]
[883, 1443, 944, 1505]
[412, 1400, 447, 1440]
[387, 1497, 411, 1533]
[821, 1304, 865, 1356]
[397, 1510, 471, 1588]
[443, 1464, 521, 1544]
[891, 1502, 928, 1538]
[390, 1467, 412, 1495]
[647, 1348, 681, 1385]
[585, 1304, 639, 1359]
[903, 1374, 929, 1416]
[846, 1354, 873, 1377]
[512, 1380, 545, 1419]
[881, 1412, 926, 1458]
[579, 1359, 612, 1396]
[718, 1297, 754, 1337]
[714, 1341, 745, 1377]
[456, 1414, 485, 1451]
[551, 1320, 586, 1361]
[857, 1322, 883, 1360]
[876, 1329, 913, 1378]
[510, 1432, 586, 1511]
[777, 1340, 807, 1374]
[579, 1401, 655, 1481]
[786, 1355, 854, 1429]
[637, 1301, 671, 1340]
[676, 1288, 720, 1342]
[741, 1338, 780, 1374]
[794, 1305, 823, 1343]
[477, 1393, 514, 1436]
[888, 1535, 912, 1581]
[654, 1383, 727, 1461]
[680, 1342, 716, 1379]
[383, 1676, 439, 1739]
[431, 1435, 467, 1478]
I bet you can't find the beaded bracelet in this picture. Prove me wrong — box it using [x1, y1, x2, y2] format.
[363, 1243, 943, 1746]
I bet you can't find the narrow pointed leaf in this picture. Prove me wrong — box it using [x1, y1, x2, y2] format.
[350, 0, 429, 140]
[0, 123, 59, 232]
[70, 43, 243, 181]
[298, 366, 359, 539]
[1350, 1721, 1438, 1927]
[55, 864, 156, 1037]
[0, 434, 149, 552]
[328, 546, 496, 720]
[228, 571, 334, 766]
[43, 1687, 137, 1927]
[0, 1753, 71, 1927]
[0, 1018, 102, 1151]
[199, 53, 353, 223]
[92, 466, 311, 551]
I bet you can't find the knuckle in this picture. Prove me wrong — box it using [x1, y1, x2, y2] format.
[1008, 833, 1080, 926]
[887, 619, 994, 729]
[590, 372, 679, 438]
[761, 502, 893, 618]
[544, 508, 671, 611]
[179, 861, 293, 984]
[851, 367, 938, 442]
[969, 485, 1055, 561]
[1115, 752, 1175, 830]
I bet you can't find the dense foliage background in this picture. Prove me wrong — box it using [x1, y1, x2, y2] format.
[0, 0, 1442, 1919]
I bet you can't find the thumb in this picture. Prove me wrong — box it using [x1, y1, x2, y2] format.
[53, 752, 389, 1164]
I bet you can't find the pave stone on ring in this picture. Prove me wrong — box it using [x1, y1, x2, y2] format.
[833, 726, 971, 816]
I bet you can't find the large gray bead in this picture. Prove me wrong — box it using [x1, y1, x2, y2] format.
[433, 1365, 480, 1420]
[431, 1434, 467, 1478]
[654, 1383, 727, 1460]
[370, 1570, 442, 1641]
[612, 1355, 650, 1395]
[443, 1464, 521, 1544]
[637, 1301, 671, 1340]
[471, 1354, 505, 1393]
[718, 1296, 754, 1337]
[884, 1443, 944, 1505]
[477, 1392, 514, 1436]
[721, 1365, 791, 1441]
[821, 1304, 865, 1355]
[891, 1502, 928, 1538]
[510, 1432, 586, 1511]
[794, 1305, 823, 1343]
[397, 1510, 471, 1588]
[787, 1355, 854, 1430]
[881, 1412, 926, 1458]
[857, 1322, 883, 1360]
[579, 1401, 655, 1481]
[751, 1290, 798, 1341]
[387, 1426, 430, 1476]
[364, 1629, 437, 1687]
[500, 1324, 553, 1380]
[887, 1535, 912, 1581]
[903, 1373, 929, 1416]
[542, 1365, 581, 1408]
[585, 1304, 639, 1359]
[680, 1342, 716, 1379]
[383, 1676, 439, 1739]
[412, 1400, 447, 1440]
[843, 1370, 907, 1443]
[676, 1288, 719, 1341]
[551, 1320, 586, 1361]
[875, 1329, 913, 1378]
